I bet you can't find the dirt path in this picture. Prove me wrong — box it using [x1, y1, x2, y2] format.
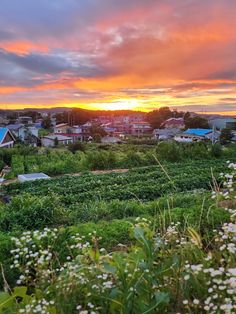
[70, 168, 129, 177]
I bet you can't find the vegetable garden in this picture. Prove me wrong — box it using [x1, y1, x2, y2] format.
[0, 161, 235, 313]
[0, 143, 235, 313]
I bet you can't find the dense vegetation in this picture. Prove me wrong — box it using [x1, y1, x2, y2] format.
[0, 142, 235, 313]
[0, 161, 235, 313]
[1, 142, 235, 177]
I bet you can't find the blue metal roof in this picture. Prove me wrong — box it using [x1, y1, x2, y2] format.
[184, 129, 213, 136]
[0, 127, 8, 143]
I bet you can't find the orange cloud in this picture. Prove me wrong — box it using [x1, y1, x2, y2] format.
[0, 86, 27, 94]
[0, 40, 48, 54]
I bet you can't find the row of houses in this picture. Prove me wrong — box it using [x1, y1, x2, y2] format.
[153, 128, 221, 142]
[41, 123, 92, 147]
[1, 114, 236, 148]
[153, 117, 236, 143]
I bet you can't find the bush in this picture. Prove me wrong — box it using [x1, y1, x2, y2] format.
[0, 193, 67, 231]
[157, 142, 181, 162]
[85, 151, 117, 170]
[211, 143, 222, 157]
[68, 141, 85, 153]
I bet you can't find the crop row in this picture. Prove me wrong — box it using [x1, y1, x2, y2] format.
[4, 160, 227, 204]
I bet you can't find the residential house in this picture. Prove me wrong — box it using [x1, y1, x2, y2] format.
[80, 122, 92, 141]
[7, 124, 40, 146]
[0, 116, 9, 126]
[101, 123, 117, 136]
[17, 116, 33, 125]
[6, 124, 23, 137]
[153, 128, 181, 140]
[19, 126, 40, 146]
[53, 123, 71, 134]
[71, 125, 83, 134]
[41, 134, 73, 147]
[57, 125, 83, 143]
[162, 118, 185, 129]
[209, 118, 236, 130]
[174, 129, 220, 143]
[53, 123, 91, 142]
[0, 127, 15, 148]
[130, 122, 152, 136]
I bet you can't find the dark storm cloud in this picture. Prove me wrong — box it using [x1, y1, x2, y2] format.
[0, 50, 69, 74]
[0, 48, 106, 88]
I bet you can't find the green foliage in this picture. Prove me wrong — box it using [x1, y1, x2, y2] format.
[0, 286, 35, 313]
[38, 128, 50, 137]
[4, 160, 227, 206]
[146, 107, 176, 128]
[2, 143, 236, 178]
[0, 193, 67, 231]
[0, 159, 4, 171]
[85, 151, 117, 170]
[54, 137, 59, 147]
[0, 159, 235, 313]
[68, 141, 85, 153]
[89, 123, 107, 139]
[155, 141, 211, 162]
[0, 146, 38, 166]
[211, 143, 222, 157]
[157, 141, 181, 162]
[184, 116, 209, 129]
[42, 116, 52, 129]
[220, 128, 233, 144]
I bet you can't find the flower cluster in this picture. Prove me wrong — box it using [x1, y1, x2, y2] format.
[183, 162, 236, 313]
[184, 262, 236, 313]
[19, 299, 54, 314]
[11, 228, 58, 286]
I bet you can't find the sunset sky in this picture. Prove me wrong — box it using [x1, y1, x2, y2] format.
[0, 0, 236, 114]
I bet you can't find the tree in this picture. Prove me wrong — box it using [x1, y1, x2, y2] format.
[89, 123, 107, 139]
[184, 116, 209, 129]
[38, 128, 50, 137]
[146, 107, 174, 129]
[42, 116, 52, 129]
[54, 137, 59, 147]
[220, 128, 233, 144]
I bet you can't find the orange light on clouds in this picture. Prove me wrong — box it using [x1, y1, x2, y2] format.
[1, 40, 48, 54]
[0, 1, 236, 115]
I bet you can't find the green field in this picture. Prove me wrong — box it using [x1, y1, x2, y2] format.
[0, 145, 235, 313]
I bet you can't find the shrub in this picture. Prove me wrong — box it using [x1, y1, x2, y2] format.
[68, 141, 85, 153]
[157, 141, 181, 162]
[0, 193, 67, 231]
[211, 143, 222, 157]
[85, 151, 117, 170]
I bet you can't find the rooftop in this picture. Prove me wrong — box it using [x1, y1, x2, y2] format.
[54, 123, 69, 128]
[184, 129, 213, 136]
[0, 127, 8, 143]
